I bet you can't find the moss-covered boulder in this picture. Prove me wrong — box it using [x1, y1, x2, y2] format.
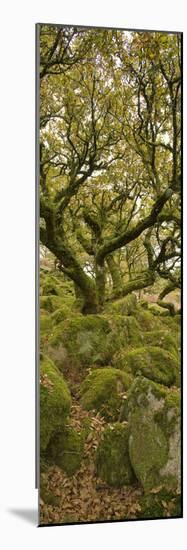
[44, 314, 118, 371]
[80, 368, 132, 421]
[134, 309, 162, 331]
[40, 273, 75, 296]
[105, 294, 137, 316]
[142, 330, 178, 357]
[120, 346, 177, 387]
[127, 376, 181, 493]
[96, 423, 135, 487]
[40, 356, 71, 451]
[46, 426, 85, 476]
[109, 316, 143, 359]
[40, 295, 64, 314]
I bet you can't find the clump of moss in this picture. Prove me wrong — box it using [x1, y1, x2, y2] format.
[96, 423, 135, 487]
[149, 305, 163, 316]
[47, 314, 117, 369]
[121, 346, 177, 386]
[134, 308, 162, 331]
[141, 330, 178, 357]
[40, 295, 63, 314]
[105, 294, 137, 316]
[46, 426, 85, 476]
[80, 368, 132, 421]
[40, 313, 53, 335]
[161, 314, 181, 332]
[40, 356, 71, 451]
[41, 275, 62, 297]
[139, 300, 149, 310]
[51, 306, 71, 325]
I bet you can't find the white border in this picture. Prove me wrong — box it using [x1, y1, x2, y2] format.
[0, 1, 186, 547]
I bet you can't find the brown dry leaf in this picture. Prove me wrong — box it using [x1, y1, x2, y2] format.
[161, 500, 168, 509]
[150, 485, 164, 494]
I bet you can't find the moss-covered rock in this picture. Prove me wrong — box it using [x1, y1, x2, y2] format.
[105, 294, 137, 316]
[110, 315, 143, 357]
[127, 376, 181, 493]
[160, 314, 181, 331]
[45, 314, 117, 371]
[120, 346, 177, 386]
[51, 306, 72, 325]
[46, 426, 85, 476]
[129, 408, 168, 489]
[142, 330, 178, 357]
[40, 295, 64, 314]
[134, 309, 162, 331]
[40, 273, 75, 297]
[40, 356, 71, 451]
[80, 368, 132, 421]
[96, 423, 135, 487]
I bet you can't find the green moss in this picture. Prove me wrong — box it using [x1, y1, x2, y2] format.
[80, 368, 132, 421]
[40, 477, 60, 506]
[137, 491, 182, 519]
[149, 305, 163, 315]
[110, 315, 143, 356]
[40, 295, 63, 313]
[81, 417, 92, 438]
[41, 275, 61, 296]
[134, 308, 162, 331]
[46, 426, 85, 476]
[127, 375, 167, 409]
[127, 376, 181, 493]
[48, 314, 116, 369]
[129, 409, 168, 492]
[96, 423, 135, 487]
[40, 313, 53, 335]
[42, 322, 69, 371]
[105, 294, 137, 316]
[161, 315, 181, 331]
[123, 316, 143, 346]
[142, 330, 178, 355]
[51, 306, 71, 325]
[154, 390, 181, 438]
[40, 356, 71, 451]
[121, 346, 177, 386]
[139, 300, 149, 310]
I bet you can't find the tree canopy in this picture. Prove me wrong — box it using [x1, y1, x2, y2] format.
[39, 26, 181, 313]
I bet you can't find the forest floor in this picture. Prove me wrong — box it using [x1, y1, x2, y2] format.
[40, 396, 179, 525]
[40, 274, 181, 525]
[40, 397, 144, 524]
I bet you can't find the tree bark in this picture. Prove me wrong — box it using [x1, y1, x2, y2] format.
[106, 255, 123, 293]
[108, 269, 156, 300]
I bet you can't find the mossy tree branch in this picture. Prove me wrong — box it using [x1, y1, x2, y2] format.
[96, 187, 174, 265]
